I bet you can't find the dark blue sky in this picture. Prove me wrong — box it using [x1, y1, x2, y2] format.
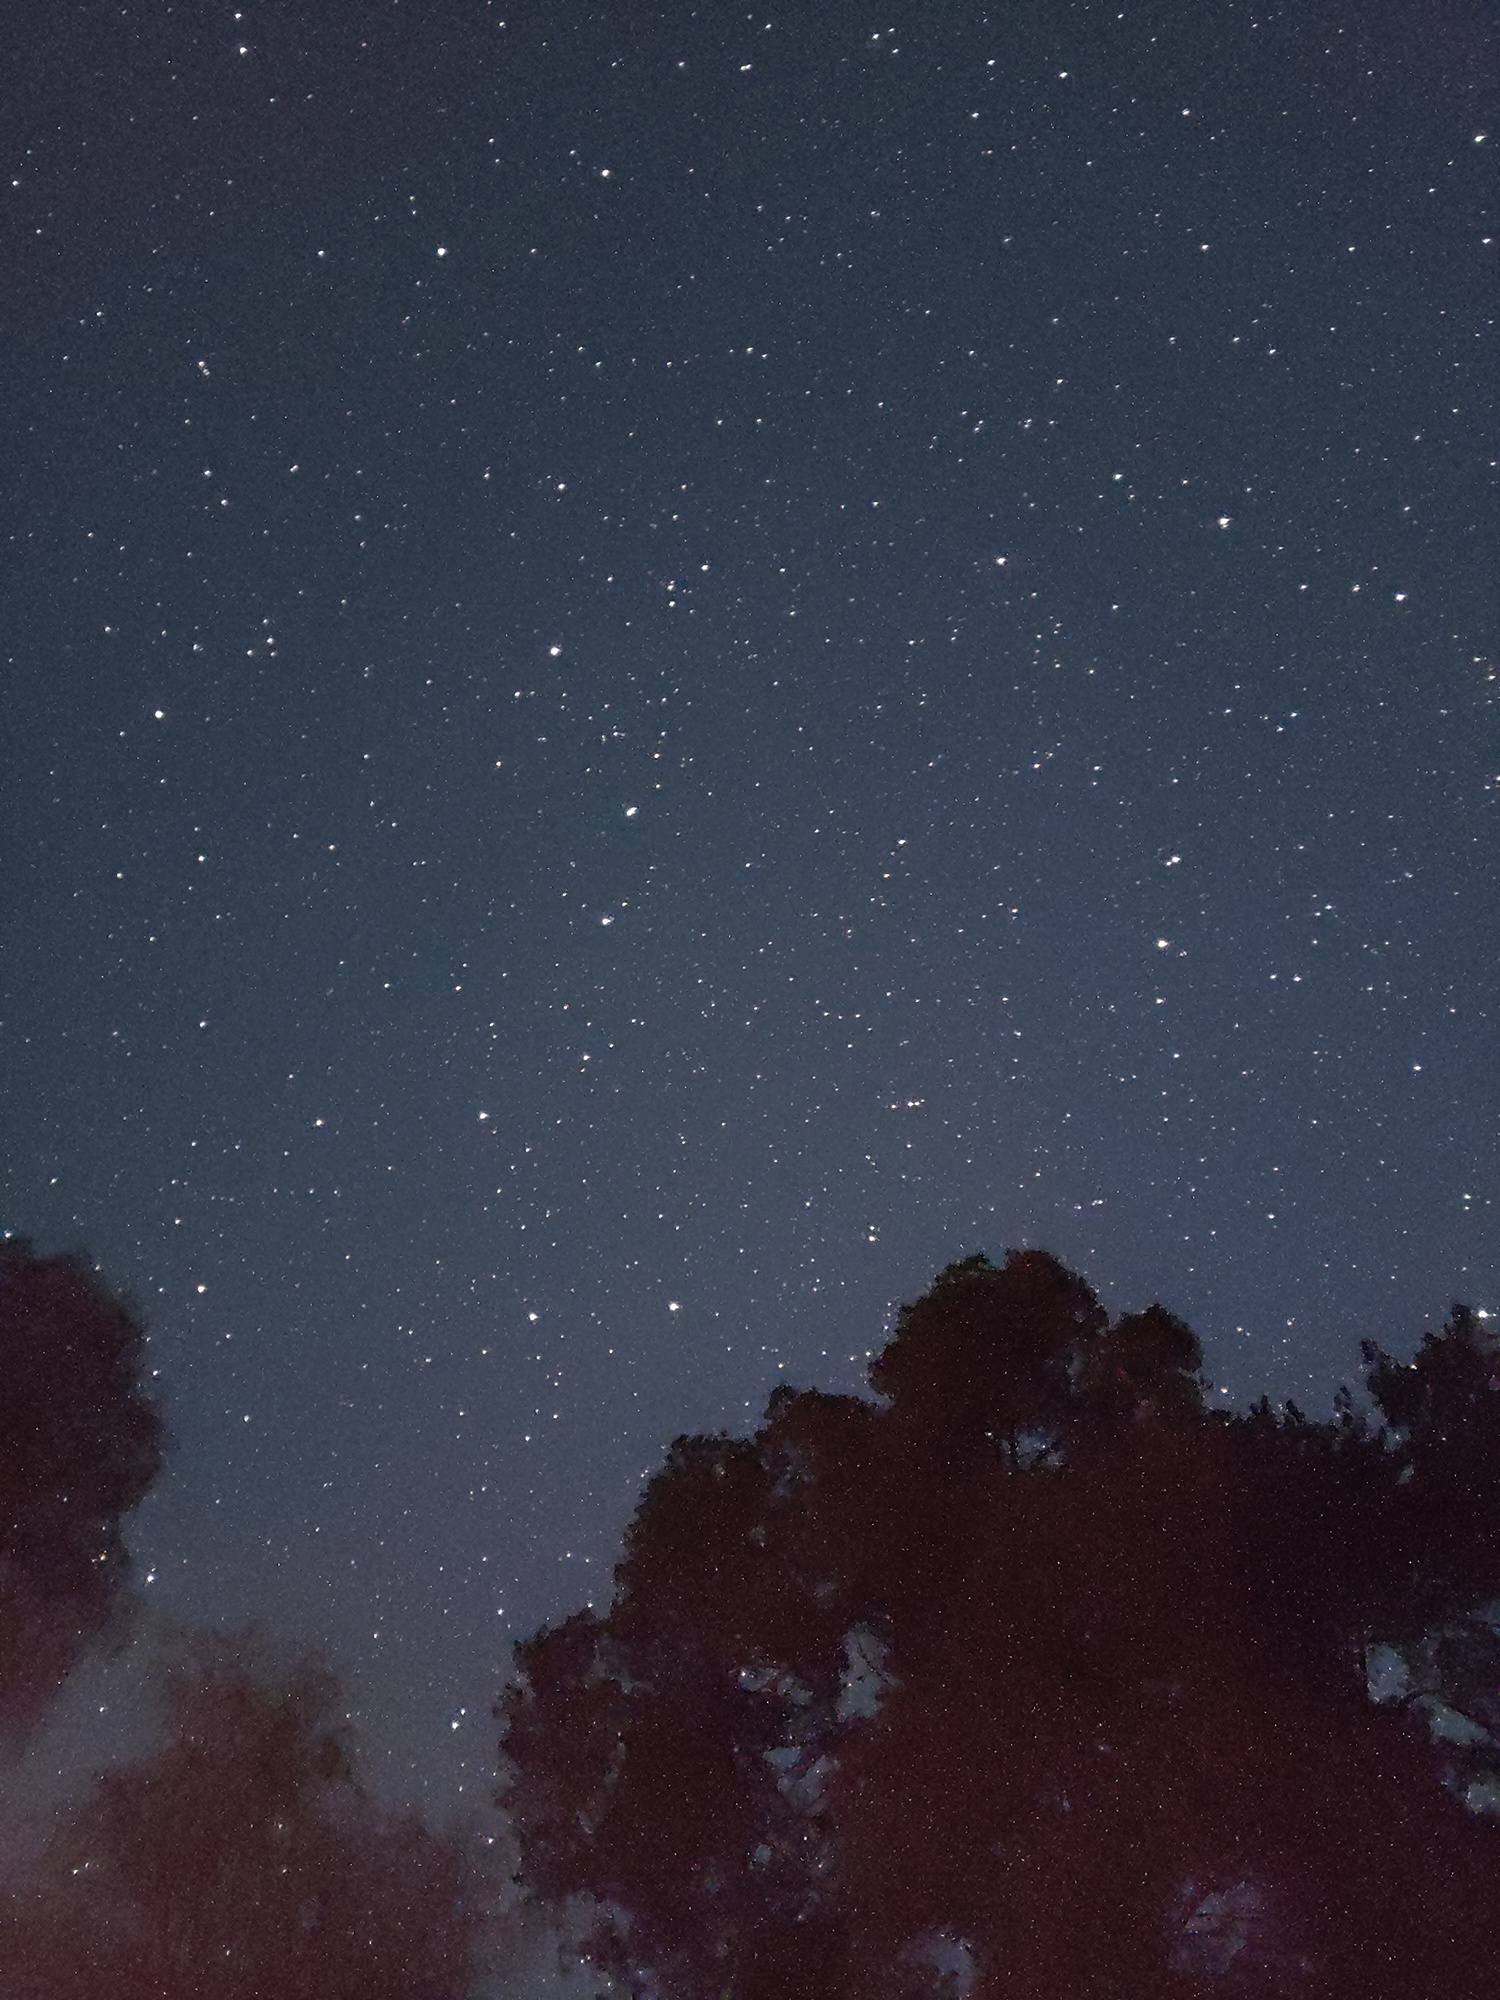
[3, 0, 1495, 1813]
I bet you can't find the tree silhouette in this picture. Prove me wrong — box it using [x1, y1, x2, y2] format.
[869, 1248, 1112, 1471]
[0, 1239, 164, 1734]
[0, 1632, 480, 2000]
[500, 1251, 1500, 1998]
[1362, 1304, 1500, 1626]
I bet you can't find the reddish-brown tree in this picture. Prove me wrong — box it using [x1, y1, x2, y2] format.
[0, 1634, 480, 2000]
[501, 1251, 1500, 1998]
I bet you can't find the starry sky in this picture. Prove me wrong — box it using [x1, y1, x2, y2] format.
[3, 0, 1495, 1814]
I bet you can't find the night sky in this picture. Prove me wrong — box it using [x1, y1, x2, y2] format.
[4, 0, 1495, 1818]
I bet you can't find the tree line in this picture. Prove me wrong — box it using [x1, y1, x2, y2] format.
[1, 1235, 1497, 1995]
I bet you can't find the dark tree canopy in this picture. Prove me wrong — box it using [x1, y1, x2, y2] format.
[868, 1248, 1110, 1459]
[0, 1633, 480, 2000]
[1362, 1305, 1500, 1627]
[0, 1239, 164, 1733]
[500, 1251, 1500, 1999]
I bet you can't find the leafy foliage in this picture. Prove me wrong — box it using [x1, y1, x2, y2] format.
[0, 1239, 164, 1733]
[501, 1251, 1500, 1998]
[0, 1634, 480, 2000]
